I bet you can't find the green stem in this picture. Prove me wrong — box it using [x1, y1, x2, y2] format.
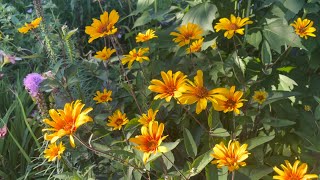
[15, 93, 41, 149]
[162, 152, 187, 180]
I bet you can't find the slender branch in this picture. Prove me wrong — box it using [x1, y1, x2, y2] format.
[176, 98, 209, 133]
[110, 36, 143, 114]
[162, 152, 187, 180]
[73, 135, 152, 179]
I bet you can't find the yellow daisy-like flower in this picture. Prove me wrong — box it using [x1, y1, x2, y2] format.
[85, 10, 119, 43]
[136, 29, 158, 43]
[291, 18, 316, 39]
[187, 38, 204, 54]
[170, 23, 203, 47]
[273, 160, 318, 180]
[148, 70, 188, 102]
[43, 100, 93, 148]
[94, 47, 116, 61]
[179, 70, 227, 114]
[304, 105, 312, 112]
[212, 86, 246, 115]
[106, 110, 129, 130]
[129, 121, 168, 164]
[252, 90, 268, 104]
[211, 140, 250, 171]
[121, 48, 150, 69]
[93, 88, 112, 104]
[43, 142, 66, 162]
[214, 14, 253, 39]
[138, 109, 159, 126]
[18, 17, 42, 34]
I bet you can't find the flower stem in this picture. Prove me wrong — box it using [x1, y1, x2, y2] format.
[161, 152, 187, 180]
[231, 171, 235, 180]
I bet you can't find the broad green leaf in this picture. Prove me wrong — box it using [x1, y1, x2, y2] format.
[183, 128, 197, 158]
[246, 30, 262, 49]
[245, 132, 275, 150]
[209, 62, 225, 83]
[262, 18, 305, 53]
[124, 118, 140, 130]
[182, 2, 218, 32]
[161, 151, 174, 170]
[131, 0, 155, 15]
[210, 128, 230, 137]
[261, 91, 300, 107]
[283, 0, 304, 19]
[314, 105, 320, 120]
[261, 40, 272, 65]
[238, 165, 273, 180]
[147, 139, 180, 163]
[263, 117, 296, 127]
[187, 150, 214, 177]
[133, 11, 151, 28]
[205, 164, 218, 180]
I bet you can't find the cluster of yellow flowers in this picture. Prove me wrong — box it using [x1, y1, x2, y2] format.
[18, 17, 42, 34]
[33, 8, 318, 178]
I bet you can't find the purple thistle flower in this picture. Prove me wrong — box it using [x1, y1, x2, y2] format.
[23, 73, 44, 97]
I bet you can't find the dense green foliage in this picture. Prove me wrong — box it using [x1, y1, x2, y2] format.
[0, 0, 320, 179]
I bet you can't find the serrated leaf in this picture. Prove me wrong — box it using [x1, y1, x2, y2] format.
[183, 128, 197, 158]
[182, 2, 218, 32]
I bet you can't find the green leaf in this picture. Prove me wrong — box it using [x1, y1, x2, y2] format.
[124, 118, 140, 130]
[276, 66, 296, 73]
[183, 128, 197, 158]
[245, 132, 275, 150]
[161, 151, 174, 170]
[133, 11, 151, 28]
[262, 18, 305, 53]
[210, 128, 230, 137]
[209, 62, 225, 83]
[278, 74, 297, 91]
[263, 117, 296, 127]
[147, 139, 180, 163]
[182, 2, 218, 32]
[187, 150, 214, 177]
[132, 0, 155, 15]
[238, 165, 273, 180]
[246, 30, 262, 49]
[261, 40, 272, 65]
[261, 91, 300, 107]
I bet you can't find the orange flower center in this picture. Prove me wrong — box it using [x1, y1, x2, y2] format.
[256, 95, 265, 101]
[100, 95, 109, 101]
[98, 25, 108, 33]
[228, 23, 239, 30]
[288, 174, 301, 180]
[298, 27, 306, 34]
[184, 32, 195, 40]
[146, 139, 158, 151]
[196, 87, 208, 98]
[165, 85, 176, 96]
[225, 99, 236, 108]
[115, 118, 123, 126]
[64, 122, 76, 133]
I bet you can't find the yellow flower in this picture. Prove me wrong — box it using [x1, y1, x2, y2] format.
[179, 70, 227, 114]
[148, 70, 188, 102]
[121, 48, 150, 69]
[187, 38, 204, 54]
[138, 109, 159, 126]
[43, 100, 93, 148]
[214, 14, 253, 39]
[106, 110, 129, 130]
[93, 88, 112, 104]
[211, 140, 250, 171]
[170, 23, 203, 47]
[94, 47, 116, 61]
[129, 121, 168, 164]
[273, 160, 318, 180]
[291, 18, 316, 39]
[18, 17, 42, 34]
[212, 86, 246, 115]
[252, 90, 268, 104]
[136, 29, 158, 43]
[43, 142, 66, 162]
[85, 10, 119, 43]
